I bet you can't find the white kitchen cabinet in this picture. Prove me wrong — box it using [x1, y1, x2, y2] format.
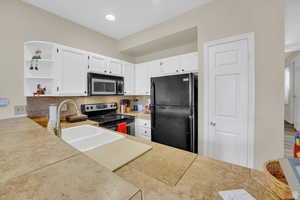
[88, 54, 107, 74]
[108, 59, 123, 76]
[148, 60, 161, 77]
[57, 45, 88, 96]
[135, 119, 151, 141]
[179, 52, 198, 73]
[88, 55, 123, 76]
[123, 62, 135, 95]
[159, 56, 181, 75]
[135, 63, 150, 95]
[135, 118, 151, 128]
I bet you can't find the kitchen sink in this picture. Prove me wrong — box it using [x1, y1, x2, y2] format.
[61, 125, 124, 152]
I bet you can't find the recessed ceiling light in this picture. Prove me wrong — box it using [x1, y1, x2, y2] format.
[105, 14, 116, 22]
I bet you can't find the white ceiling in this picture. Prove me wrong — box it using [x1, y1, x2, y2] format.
[286, 0, 300, 47]
[22, 0, 210, 39]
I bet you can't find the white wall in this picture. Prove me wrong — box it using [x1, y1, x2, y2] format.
[135, 42, 197, 63]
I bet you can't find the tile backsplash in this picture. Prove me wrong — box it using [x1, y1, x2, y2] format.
[26, 96, 135, 117]
[134, 96, 150, 106]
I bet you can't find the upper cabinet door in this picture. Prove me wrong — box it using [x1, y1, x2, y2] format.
[89, 54, 108, 74]
[180, 52, 198, 73]
[159, 56, 180, 75]
[148, 60, 161, 77]
[135, 63, 150, 95]
[58, 46, 88, 96]
[123, 62, 135, 95]
[108, 59, 123, 76]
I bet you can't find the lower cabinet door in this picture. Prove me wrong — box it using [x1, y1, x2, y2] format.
[135, 126, 151, 141]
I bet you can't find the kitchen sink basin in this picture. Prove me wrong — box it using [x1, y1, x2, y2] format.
[61, 125, 124, 152]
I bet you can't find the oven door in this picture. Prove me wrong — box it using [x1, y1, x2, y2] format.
[103, 123, 134, 136]
[91, 78, 116, 95]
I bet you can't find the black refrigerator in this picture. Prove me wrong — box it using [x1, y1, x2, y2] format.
[150, 73, 198, 153]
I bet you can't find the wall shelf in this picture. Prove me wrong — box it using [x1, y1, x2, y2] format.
[24, 41, 58, 97]
[25, 59, 54, 63]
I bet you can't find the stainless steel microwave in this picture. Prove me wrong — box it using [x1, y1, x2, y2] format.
[88, 73, 124, 96]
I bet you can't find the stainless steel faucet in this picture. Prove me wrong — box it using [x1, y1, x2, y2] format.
[55, 99, 80, 137]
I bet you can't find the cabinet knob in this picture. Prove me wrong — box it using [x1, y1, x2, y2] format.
[104, 70, 107, 73]
[109, 71, 112, 74]
[210, 122, 216, 127]
[182, 69, 185, 72]
[176, 70, 179, 72]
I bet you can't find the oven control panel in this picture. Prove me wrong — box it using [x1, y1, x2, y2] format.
[81, 103, 117, 112]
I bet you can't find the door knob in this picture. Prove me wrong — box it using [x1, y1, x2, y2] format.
[210, 122, 216, 126]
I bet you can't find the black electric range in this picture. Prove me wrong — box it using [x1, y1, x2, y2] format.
[81, 103, 135, 135]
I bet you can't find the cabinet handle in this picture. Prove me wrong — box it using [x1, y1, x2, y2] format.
[84, 91, 87, 94]
[176, 69, 179, 72]
[56, 86, 59, 92]
[109, 71, 112, 74]
[182, 69, 185, 72]
[104, 70, 107, 73]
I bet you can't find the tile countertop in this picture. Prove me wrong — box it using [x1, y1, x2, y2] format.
[0, 118, 141, 200]
[0, 117, 279, 200]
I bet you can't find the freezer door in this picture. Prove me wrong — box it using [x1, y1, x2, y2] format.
[151, 74, 194, 106]
[151, 105, 193, 152]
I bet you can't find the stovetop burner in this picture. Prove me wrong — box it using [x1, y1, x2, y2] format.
[81, 102, 135, 125]
[89, 114, 133, 124]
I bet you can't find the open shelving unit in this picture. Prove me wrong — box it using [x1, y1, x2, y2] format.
[24, 41, 57, 96]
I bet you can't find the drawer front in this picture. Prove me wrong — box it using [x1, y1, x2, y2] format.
[135, 119, 151, 128]
[136, 126, 151, 141]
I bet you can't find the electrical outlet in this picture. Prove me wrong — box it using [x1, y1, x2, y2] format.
[14, 105, 27, 115]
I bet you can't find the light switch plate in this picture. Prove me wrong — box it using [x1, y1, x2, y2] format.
[14, 105, 27, 115]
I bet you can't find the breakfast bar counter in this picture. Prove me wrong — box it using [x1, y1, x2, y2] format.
[0, 118, 141, 200]
[0, 117, 279, 200]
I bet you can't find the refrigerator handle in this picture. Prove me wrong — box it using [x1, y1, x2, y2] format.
[151, 80, 156, 128]
[189, 115, 194, 152]
[151, 80, 155, 106]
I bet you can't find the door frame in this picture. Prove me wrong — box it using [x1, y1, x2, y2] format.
[203, 33, 255, 168]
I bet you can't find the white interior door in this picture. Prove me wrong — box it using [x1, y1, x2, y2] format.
[205, 35, 254, 168]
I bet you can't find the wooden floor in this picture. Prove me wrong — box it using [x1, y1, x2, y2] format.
[285, 121, 297, 136]
[284, 121, 297, 158]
